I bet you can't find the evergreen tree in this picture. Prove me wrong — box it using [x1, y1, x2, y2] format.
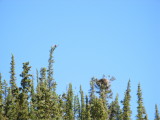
[5, 87, 18, 119]
[65, 83, 74, 120]
[55, 95, 64, 119]
[95, 76, 115, 104]
[7, 54, 19, 119]
[36, 67, 51, 119]
[136, 83, 147, 120]
[155, 104, 160, 120]
[109, 94, 122, 120]
[1, 46, 160, 120]
[47, 46, 61, 119]
[10, 54, 18, 97]
[3, 79, 8, 119]
[94, 77, 112, 119]
[89, 77, 96, 103]
[89, 78, 96, 119]
[36, 81, 46, 119]
[39, 67, 47, 85]
[90, 98, 108, 120]
[36, 69, 39, 85]
[47, 45, 57, 90]
[0, 73, 4, 120]
[18, 62, 32, 120]
[73, 95, 80, 119]
[36, 67, 61, 119]
[122, 80, 132, 120]
[3, 80, 8, 104]
[20, 62, 32, 94]
[29, 76, 36, 119]
[85, 95, 91, 120]
[80, 85, 86, 120]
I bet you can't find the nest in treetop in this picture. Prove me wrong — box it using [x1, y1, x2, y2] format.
[96, 78, 110, 87]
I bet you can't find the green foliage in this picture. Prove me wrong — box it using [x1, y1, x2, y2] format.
[29, 76, 36, 119]
[0, 46, 159, 120]
[0, 73, 4, 120]
[10, 54, 18, 97]
[155, 104, 160, 120]
[136, 83, 147, 120]
[80, 85, 86, 120]
[35, 67, 53, 119]
[109, 94, 122, 120]
[20, 62, 32, 94]
[89, 77, 96, 103]
[18, 62, 32, 120]
[3, 80, 8, 104]
[90, 98, 108, 120]
[73, 95, 80, 119]
[5, 88, 18, 119]
[122, 80, 132, 120]
[85, 95, 91, 120]
[47, 45, 57, 90]
[6, 55, 19, 119]
[65, 83, 74, 120]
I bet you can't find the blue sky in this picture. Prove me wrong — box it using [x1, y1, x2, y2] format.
[0, 0, 160, 119]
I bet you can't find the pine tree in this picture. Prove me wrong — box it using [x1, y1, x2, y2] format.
[73, 95, 80, 119]
[5, 87, 18, 119]
[20, 62, 32, 94]
[1, 46, 160, 120]
[80, 85, 86, 120]
[29, 76, 36, 119]
[36, 81, 46, 119]
[10, 54, 18, 97]
[65, 83, 74, 120]
[55, 95, 64, 119]
[36, 69, 39, 84]
[39, 67, 47, 85]
[3, 80, 8, 104]
[95, 76, 114, 104]
[47, 45, 57, 90]
[48, 82, 60, 119]
[3, 79, 8, 119]
[47, 46, 61, 119]
[0, 73, 4, 120]
[94, 77, 111, 119]
[89, 77, 96, 103]
[7, 54, 19, 119]
[122, 80, 132, 120]
[18, 62, 32, 120]
[90, 98, 108, 120]
[36, 67, 51, 119]
[136, 83, 147, 120]
[109, 94, 122, 120]
[89, 77, 96, 119]
[155, 104, 160, 120]
[85, 95, 91, 120]
[36, 67, 61, 119]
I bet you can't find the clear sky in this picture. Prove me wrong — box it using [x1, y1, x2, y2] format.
[0, 0, 160, 119]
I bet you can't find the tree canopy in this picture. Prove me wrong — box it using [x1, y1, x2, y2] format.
[0, 46, 159, 120]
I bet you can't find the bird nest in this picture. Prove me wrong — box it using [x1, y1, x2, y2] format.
[96, 78, 110, 87]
